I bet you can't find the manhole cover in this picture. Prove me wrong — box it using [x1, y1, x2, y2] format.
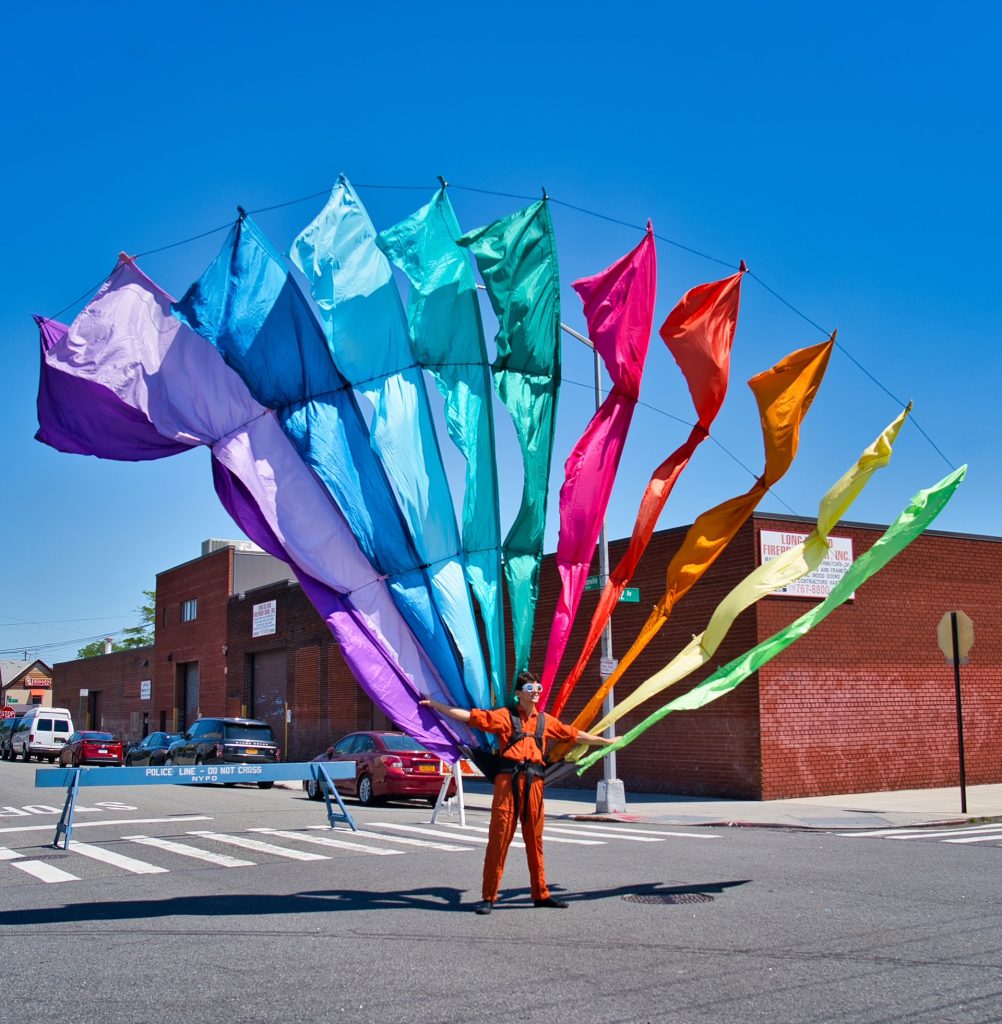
[622, 892, 714, 905]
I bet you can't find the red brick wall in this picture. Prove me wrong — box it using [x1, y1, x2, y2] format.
[155, 548, 232, 730]
[51, 647, 154, 747]
[755, 519, 1002, 799]
[225, 580, 376, 761]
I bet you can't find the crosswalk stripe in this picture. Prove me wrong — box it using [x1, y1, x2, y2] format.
[250, 829, 402, 856]
[122, 835, 255, 867]
[0, 846, 23, 860]
[943, 834, 1002, 845]
[187, 832, 330, 861]
[560, 822, 720, 840]
[366, 822, 517, 847]
[69, 841, 168, 874]
[544, 825, 663, 842]
[839, 823, 1002, 839]
[0, 816, 212, 836]
[11, 860, 79, 883]
[437, 822, 602, 846]
[306, 826, 473, 853]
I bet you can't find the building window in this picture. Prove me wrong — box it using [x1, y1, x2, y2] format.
[181, 599, 198, 622]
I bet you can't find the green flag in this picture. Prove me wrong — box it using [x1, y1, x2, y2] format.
[459, 200, 561, 690]
[576, 465, 967, 773]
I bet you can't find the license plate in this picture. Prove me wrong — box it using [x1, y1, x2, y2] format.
[244, 748, 259, 755]
[98, 748, 108, 754]
[418, 764, 436, 773]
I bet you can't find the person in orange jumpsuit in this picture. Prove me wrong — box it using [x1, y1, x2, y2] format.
[420, 670, 615, 914]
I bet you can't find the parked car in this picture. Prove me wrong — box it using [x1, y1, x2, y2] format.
[0, 710, 30, 760]
[58, 731, 124, 767]
[303, 730, 456, 806]
[165, 717, 280, 788]
[10, 707, 74, 762]
[124, 731, 182, 766]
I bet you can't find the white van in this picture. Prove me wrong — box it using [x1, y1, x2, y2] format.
[11, 707, 74, 763]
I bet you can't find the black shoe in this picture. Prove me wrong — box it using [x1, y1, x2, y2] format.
[474, 900, 494, 915]
[533, 895, 569, 908]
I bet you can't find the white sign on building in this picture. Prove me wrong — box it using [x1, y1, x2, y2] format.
[759, 530, 855, 599]
[140, 680, 152, 701]
[252, 600, 277, 638]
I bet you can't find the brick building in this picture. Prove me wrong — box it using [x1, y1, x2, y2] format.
[51, 518, 1002, 800]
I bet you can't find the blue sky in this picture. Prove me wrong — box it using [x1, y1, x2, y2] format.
[2, 2, 998, 666]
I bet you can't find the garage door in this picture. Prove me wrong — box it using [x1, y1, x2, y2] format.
[249, 649, 287, 740]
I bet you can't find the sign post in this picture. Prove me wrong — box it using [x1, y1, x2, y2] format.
[937, 611, 974, 813]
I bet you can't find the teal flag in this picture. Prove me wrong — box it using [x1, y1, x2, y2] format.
[459, 200, 561, 687]
[576, 465, 967, 773]
[378, 188, 507, 706]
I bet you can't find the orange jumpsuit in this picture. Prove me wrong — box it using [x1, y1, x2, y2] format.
[468, 707, 581, 902]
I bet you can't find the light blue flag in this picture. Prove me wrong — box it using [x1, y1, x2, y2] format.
[290, 177, 491, 711]
[172, 214, 473, 712]
[377, 188, 507, 707]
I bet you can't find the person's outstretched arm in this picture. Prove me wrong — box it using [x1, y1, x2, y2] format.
[575, 729, 617, 746]
[419, 697, 472, 724]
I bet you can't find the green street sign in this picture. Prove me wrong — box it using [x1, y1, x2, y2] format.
[584, 575, 602, 591]
[619, 588, 640, 603]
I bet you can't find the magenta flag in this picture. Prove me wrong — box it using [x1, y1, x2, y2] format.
[538, 225, 657, 704]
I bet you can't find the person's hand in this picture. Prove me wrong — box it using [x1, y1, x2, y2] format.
[418, 698, 433, 708]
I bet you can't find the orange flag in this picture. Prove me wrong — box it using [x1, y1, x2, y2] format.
[562, 337, 834, 741]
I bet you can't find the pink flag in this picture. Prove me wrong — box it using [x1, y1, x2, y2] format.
[538, 225, 656, 705]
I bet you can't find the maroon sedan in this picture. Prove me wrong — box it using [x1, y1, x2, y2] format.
[303, 731, 456, 806]
[58, 731, 124, 767]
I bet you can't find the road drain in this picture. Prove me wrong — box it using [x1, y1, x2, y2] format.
[622, 892, 714, 905]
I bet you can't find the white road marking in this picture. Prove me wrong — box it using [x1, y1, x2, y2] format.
[187, 831, 329, 861]
[943, 834, 1002, 845]
[0, 816, 211, 835]
[11, 860, 79, 883]
[250, 829, 402, 856]
[0, 846, 24, 860]
[560, 822, 720, 840]
[544, 825, 664, 842]
[839, 823, 1002, 839]
[437, 822, 602, 846]
[67, 841, 168, 874]
[366, 822, 518, 847]
[307, 826, 473, 853]
[122, 835, 255, 867]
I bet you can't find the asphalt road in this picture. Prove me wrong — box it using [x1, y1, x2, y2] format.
[2, 759, 1000, 1024]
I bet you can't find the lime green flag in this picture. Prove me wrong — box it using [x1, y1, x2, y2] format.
[576, 465, 967, 773]
[459, 200, 561, 688]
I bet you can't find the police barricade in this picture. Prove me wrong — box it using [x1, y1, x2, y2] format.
[35, 760, 356, 850]
[429, 758, 482, 827]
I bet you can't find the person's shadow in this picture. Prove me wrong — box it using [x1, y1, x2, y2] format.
[0, 879, 750, 926]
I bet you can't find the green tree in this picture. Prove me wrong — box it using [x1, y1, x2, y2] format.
[77, 589, 155, 658]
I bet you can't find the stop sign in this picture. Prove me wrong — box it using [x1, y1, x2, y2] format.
[938, 610, 974, 663]
[0, 705, 15, 719]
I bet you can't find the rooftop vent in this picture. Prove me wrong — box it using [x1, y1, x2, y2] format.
[201, 539, 263, 556]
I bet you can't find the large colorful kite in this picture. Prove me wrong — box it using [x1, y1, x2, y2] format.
[34, 176, 956, 771]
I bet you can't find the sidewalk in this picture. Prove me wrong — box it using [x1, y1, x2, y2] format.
[457, 780, 1002, 830]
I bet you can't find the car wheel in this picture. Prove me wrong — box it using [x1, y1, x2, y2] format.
[195, 756, 205, 766]
[426, 796, 439, 807]
[22, 748, 31, 762]
[125, 755, 132, 767]
[47, 756, 55, 764]
[357, 774, 376, 806]
[257, 781, 274, 790]
[164, 756, 174, 767]
[306, 779, 323, 801]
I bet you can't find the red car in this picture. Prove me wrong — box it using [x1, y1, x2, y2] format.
[303, 731, 456, 806]
[59, 731, 124, 767]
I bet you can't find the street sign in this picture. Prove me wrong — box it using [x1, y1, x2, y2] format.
[0, 705, 15, 719]
[600, 656, 619, 678]
[619, 588, 640, 603]
[584, 575, 602, 591]
[937, 610, 973, 665]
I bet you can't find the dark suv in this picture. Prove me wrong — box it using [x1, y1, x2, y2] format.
[164, 717, 280, 788]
